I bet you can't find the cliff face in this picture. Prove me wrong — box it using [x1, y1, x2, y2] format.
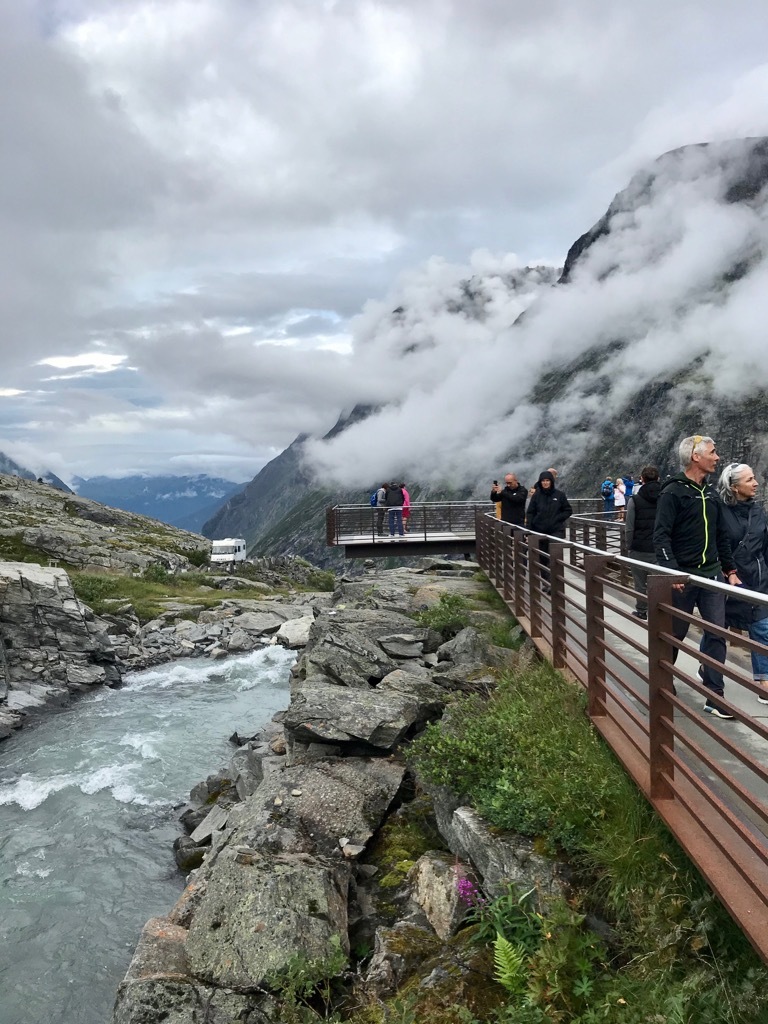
[0, 562, 119, 739]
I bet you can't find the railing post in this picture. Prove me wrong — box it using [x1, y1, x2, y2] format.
[528, 536, 543, 638]
[326, 507, 336, 546]
[647, 573, 679, 801]
[513, 528, 525, 616]
[495, 519, 504, 586]
[597, 522, 608, 552]
[584, 552, 611, 716]
[549, 541, 566, 668]
[500, 524, 513, 602]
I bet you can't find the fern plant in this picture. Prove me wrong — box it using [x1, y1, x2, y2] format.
[493, 932, 528, 998]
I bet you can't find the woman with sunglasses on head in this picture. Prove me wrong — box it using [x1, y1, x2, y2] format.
[718, 463, 768, 704]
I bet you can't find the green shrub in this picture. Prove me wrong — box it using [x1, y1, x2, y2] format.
[142, 563, 169, 583]
[410, 661, 768, 1023]
[186, 548, 210, 567]
[415, 593, 472, 637]
[411, 662, 629, 854]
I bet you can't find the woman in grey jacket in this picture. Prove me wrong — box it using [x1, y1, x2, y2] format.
[718, 463, 768, 704]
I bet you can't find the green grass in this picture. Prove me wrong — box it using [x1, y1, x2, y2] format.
[409, 661, 768, 1023]
[69, 570, 267, 623]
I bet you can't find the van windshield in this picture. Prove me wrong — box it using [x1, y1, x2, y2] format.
[213, 545, 236, 554]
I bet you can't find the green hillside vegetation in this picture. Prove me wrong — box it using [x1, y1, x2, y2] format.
[402, 662, 768, 1023]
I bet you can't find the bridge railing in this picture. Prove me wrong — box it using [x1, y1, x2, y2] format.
[476, 509, 768, 964]
[326, 501, 485, 545]
[326, 497, 603, 546]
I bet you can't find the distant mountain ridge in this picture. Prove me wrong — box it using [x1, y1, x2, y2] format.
[73, 475, 243, 533]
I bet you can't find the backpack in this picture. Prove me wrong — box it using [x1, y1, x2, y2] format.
[601, 480, 614, 498]
[370, 491, 378, 507]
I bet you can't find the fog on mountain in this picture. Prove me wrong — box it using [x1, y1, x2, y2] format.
[306, 138, 768, 493]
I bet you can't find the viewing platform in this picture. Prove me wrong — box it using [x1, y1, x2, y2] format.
[325, 498, 601, 558]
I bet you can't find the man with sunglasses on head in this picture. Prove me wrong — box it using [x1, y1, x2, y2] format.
[654, 434, 741, 719]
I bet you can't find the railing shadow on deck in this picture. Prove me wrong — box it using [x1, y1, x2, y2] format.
[475, 509, 768, 966]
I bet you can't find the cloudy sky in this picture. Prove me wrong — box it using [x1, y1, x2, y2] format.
[2, 0, 768, 484]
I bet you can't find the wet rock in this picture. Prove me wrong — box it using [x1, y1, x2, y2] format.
[173, 836, 207, 873]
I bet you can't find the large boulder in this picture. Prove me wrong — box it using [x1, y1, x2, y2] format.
[283, 678, 445, 750]
[184, 848, 350, 989]
[112, 917, 272, 1024]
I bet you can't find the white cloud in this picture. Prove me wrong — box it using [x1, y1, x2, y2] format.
[1, 1, 768, 481]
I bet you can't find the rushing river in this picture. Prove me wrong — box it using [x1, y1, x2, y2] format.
[0, 646, 295, 1024]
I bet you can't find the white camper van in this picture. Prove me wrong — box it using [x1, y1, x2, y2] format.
[210, 538, 247, 564]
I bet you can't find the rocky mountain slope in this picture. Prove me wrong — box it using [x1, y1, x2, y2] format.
[0, 450, 71, 492]
[202, 137, 768, 558]
[0, 473, 209, 573]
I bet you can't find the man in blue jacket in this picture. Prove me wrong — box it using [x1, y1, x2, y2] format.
[653, 434, 741, 719]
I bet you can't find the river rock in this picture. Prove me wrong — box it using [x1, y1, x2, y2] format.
[275, 615, 314, 648]
[440, 805, 569, 911]
[185, 847, 350, 989]
[283, 679, 443, 749]
[408, 852, 468, 940]
[112, 917, 270, 1024]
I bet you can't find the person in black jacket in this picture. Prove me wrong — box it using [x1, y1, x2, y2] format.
[385, 482, 405, 538]
[490, 473, 528, 526]
[718, 462, 768, 704]
[653, 434, 740, 719]
[526, 470, 572, 585]
[624, 465, 660, 620]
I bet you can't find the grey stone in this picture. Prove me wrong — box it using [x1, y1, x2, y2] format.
[443, 806, 569, 911]
[190, 804, 231, 844]
[283, 679, 443, 749]
[437, 627, 486, 664]
[185, 848, 350, 989]
[409, 852, 468, 940]
[275, 615, 314, 649]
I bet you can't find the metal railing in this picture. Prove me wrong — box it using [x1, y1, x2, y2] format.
[475, 510, 768, 964]
[326, 498, 603, 546]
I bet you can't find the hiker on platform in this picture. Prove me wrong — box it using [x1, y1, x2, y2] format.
[401, 483, 411, 532]
[375, 483, 388, 536]
[653, 434, 741, 720]
[526, 470, 573, 587]
[718, 462, 768, 706]
[490, 474, 527, 527]
[622, 473, 635, 499]
[385, 481, 405, 538]
[600, 477, 615, 518]
[614, 477, 627, 521]
[624, 465, 660, 621]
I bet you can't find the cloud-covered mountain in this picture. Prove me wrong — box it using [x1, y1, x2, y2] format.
[73, 475, 243, 533]
[307, 137, 768, 492]
[210, 137, 768, 563]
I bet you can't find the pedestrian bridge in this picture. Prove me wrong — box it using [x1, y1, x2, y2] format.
[327, 500, 768, 964]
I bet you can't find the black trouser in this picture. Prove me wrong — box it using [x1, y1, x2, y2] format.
[376, 508, 385, 535]
[670, 581, 726, 698]
[629, 550, 657, 614]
